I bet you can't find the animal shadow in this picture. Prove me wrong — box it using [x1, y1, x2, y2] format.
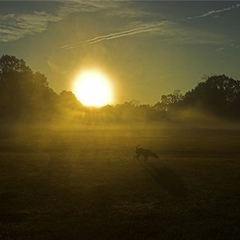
[143, 161, 187, 198]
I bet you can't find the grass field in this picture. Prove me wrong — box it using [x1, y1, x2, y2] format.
[0, 123, 240, 240]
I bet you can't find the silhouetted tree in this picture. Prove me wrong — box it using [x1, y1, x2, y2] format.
[154, 90, 183, 112]
[0, 55, 58, 122]
[59, 90, 82, 110]
[55, 90, 84, 122]
[100, 105, 117, 122]
[183, 75, 240, 118]
[114, 101, 136, 121]
[0, 55, 32, 74]
[59, 90, 83, 112]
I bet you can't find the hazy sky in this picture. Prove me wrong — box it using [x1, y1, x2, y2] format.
[0, 1, 240, 105]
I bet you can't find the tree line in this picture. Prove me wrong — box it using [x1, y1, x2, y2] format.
[1, 55, 240, 124]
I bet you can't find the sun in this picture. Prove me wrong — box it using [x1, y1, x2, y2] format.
[72, 70, 113, 107]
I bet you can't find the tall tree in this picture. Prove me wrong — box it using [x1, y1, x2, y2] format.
[183, 75, 240, 118]
[154, 90, 183, 112]
[0, 55, 58, 122]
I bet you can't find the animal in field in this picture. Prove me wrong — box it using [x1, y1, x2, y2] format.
[134, 145, 159, 162]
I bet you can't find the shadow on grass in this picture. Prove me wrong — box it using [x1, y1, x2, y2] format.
[143, 161, 187, 198]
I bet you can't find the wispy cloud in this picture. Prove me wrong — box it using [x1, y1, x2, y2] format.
[215, 43, 240, 52]
[187, 3, 240, 20]
[0, 11, 61, 42]
[154, 21, 232, 46]
[0, 1, 105, 43]
[57, 1, 105, 15]
[215, 47, 225, 52]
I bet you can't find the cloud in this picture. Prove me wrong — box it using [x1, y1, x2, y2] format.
[0, 11, 61, 42]
[57, 1, 105, 15]
[187, 3, 240, 20]
[215, 47, 224, 52]
[0, 1, 105, 43]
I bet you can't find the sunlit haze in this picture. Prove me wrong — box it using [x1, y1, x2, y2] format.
[73, 70, 113, 107]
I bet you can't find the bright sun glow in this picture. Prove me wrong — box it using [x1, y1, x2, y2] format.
[73, 70, 113, 107]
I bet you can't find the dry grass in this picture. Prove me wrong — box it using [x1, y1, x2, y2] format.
[0, 124, 240, 240]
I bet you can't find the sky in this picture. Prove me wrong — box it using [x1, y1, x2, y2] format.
[0, 1, 240, 105]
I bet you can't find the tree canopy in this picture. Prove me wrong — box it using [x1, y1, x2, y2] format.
[0, 55, 58, 122]
[183, 75, 240, 118]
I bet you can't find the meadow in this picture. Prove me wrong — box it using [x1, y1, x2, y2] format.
[0, 123, 240, 240]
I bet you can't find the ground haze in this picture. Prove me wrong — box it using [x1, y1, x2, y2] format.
[0, 123, 239, 240]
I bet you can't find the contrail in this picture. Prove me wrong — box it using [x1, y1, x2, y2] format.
[59, 22, 166, 49]
[187, 3, 240, 20]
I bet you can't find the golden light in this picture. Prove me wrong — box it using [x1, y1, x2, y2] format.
[72, 70, 113, 107]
